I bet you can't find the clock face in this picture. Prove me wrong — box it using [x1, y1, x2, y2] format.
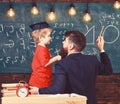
[17, 87, 28, 97]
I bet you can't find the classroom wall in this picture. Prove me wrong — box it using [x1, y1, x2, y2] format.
[0, 2, 120, 104]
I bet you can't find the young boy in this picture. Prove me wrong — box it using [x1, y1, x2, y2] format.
[29, 21, 61, 88]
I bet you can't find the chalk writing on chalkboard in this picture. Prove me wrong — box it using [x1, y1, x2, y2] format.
[0, 22, 120, 72]
[0, 23, 34, 71]
[0, 3, 120, 73]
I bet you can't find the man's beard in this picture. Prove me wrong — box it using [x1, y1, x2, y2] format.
[59, 44, 68, 59]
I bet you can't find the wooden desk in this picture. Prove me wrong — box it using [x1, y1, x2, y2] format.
[2, 94, 87, 104]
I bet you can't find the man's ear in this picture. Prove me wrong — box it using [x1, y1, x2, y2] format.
[69, 43, 75, 50]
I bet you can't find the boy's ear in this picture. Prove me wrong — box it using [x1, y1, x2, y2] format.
[38, 35, 41, 41]
[39, 35, 42, 41]
[39, 36, 45, 42]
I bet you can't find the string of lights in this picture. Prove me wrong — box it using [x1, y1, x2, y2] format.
[5, 1, 120, 22]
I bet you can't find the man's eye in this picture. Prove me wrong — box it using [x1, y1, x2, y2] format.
[63, 38, 65, 41]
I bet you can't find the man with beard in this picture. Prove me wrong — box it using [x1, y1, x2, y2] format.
[29, 30, 113, 104]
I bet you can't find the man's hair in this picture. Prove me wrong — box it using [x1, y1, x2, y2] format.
[65, 30, 86, 51]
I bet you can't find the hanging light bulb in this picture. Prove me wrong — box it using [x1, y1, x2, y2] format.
[83, 10, 92, 23]
[31, 2, 39, 16]
[7, 4, 15, 18]
[46, 8, 57, 22]
[113, 0, 120, 10]
[68, 3, 77, 16]
[83, 3, 92, 23]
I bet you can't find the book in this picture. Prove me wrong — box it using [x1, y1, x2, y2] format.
[1, 83, 18, 97]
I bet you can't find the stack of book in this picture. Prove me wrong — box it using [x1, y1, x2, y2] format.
[1, 83, 18, 97]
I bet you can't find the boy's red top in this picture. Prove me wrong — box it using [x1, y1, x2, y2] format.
[29, 45, 52, 88]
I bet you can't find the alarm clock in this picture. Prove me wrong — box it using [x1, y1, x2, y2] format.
[16, 80, 29, 97]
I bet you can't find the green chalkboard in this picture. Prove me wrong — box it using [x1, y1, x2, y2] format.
[0, 2, 120, 73]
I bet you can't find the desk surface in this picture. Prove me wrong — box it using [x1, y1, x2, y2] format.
[2, 94, 87, 104]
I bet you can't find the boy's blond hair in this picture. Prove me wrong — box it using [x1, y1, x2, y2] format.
[31, 28, 52, 44]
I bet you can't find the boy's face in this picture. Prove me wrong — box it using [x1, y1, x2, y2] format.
[41, 28, 52, 45]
